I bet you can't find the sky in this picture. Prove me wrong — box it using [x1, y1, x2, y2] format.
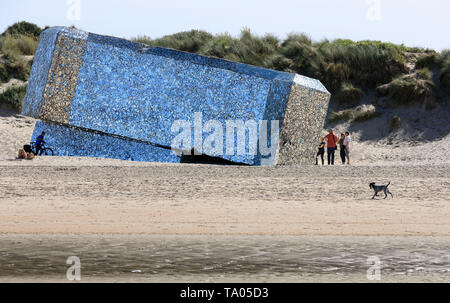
[0, 0, 449, 51]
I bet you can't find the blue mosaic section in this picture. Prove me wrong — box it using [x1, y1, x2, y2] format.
[22, 27, 331, 165]
[69, 32, 290, 164]
[89, 33, 294, 82]
[31, 121, 181, 163]
[22, 27, 63, 117]
[293, 74, 328, 94]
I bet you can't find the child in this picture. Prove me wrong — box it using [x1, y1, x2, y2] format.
[315, 138, 325, 165]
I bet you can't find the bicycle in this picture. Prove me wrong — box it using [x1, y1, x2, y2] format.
[30, 141, 54, 156]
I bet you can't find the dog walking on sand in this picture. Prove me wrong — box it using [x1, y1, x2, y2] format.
[369, 182, 394, 199]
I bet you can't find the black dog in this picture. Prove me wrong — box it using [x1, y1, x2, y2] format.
[369, 182, 394, 199]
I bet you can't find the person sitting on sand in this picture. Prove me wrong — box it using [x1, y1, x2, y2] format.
[325, 129, 338, 166]
[315, 137, 325, 166]
[344, 132, 352, 165]
[35, 131, 45, 155]
[339, 133, 346, 165]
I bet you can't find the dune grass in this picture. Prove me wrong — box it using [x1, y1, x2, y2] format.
[328, 105, 380, 124]
[133, 30, 415, 96]
[352, 109, 381, 123]
[328, 109, 355, 123]
[415, 53, 439, 69]
[439, 50, 450, 96]
[0, 63, 9, 84]
[336, 82, 364, 107]
[0, 85, 27, 111]
[0, 34, 39, 57]
[1, 21, 43, 38]
[383, 70, 436, 108]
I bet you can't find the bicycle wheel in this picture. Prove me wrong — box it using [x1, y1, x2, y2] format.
[40, 148, 54, 156]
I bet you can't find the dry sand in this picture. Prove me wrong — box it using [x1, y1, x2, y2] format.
[1, 110, 449, 237]
[1, 162, 449, 236]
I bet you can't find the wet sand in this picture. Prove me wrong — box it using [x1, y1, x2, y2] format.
[0, 234, 449, 283]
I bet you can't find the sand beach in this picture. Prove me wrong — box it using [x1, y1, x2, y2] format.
[0, 111, 449, 282]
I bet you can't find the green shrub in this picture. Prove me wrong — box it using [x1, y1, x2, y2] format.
[439, 50, 450, 95]
[264, 54, 293, 71]
[279, 33, 321, 76]
[328, 109, 355, 123]
[141, 30, 214, 54]
[133, 30, 416, 95]
[389, 115, 401, 132]
[5, 57, 31, 81]
[0, 63, 9, 83]
[352, 109, 381, 122]
[317, 40, 407, 89]
[317, 62, 349, 94]
[1, 21, 42, 38]
[328, 105, 380, 123]
[385, 71, 436, 108]
[416, 68, 432, 80]
[133, 35, 152, 45]
[415, 53, 439, 69]
[199, 29, 279, 67]
[0, 85, 27, 111]
[336, 82, 364, 107]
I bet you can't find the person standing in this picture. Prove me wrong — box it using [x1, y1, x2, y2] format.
[344, 132, 352, 165]
[339, 133, 346, 165]
[325, 129, 338, 165]
[315, 137, 325, 166]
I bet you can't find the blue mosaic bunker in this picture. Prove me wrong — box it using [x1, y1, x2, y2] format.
[31, 121, 180, 163]
[23, 27, 331, 165]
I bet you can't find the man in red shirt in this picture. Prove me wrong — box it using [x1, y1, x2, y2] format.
[325, 129, 338, 165]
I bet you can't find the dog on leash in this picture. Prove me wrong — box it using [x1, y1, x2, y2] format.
[369, 182, 394, 199]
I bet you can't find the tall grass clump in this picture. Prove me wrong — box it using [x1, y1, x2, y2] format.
[199, 29, 279, 67]
[4, 56, 31, 81]
[335, 82, 364, 107]
[138, 30, 214, 53]
[278, 33, 322, 76]
[0, 63, 9, 84]
[415, 53, 439, 69]
[328, 109, 355, 123]
[1, 21, 42, 38]
[438, 50, 450, 96]
[0, 34, 35, 81]
[132, 30, 416, 96]
[0, 85, 27, 111]
[0, 34, 39, 56]
[352, 105, 381, 122]
[328, 105, 380, 124]
[317, 40, 407, 90]
[379, 69, 436, 109]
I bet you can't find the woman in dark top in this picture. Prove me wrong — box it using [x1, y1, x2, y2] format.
[339, 133, 346, 164]
[315, 137, 325, 166]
